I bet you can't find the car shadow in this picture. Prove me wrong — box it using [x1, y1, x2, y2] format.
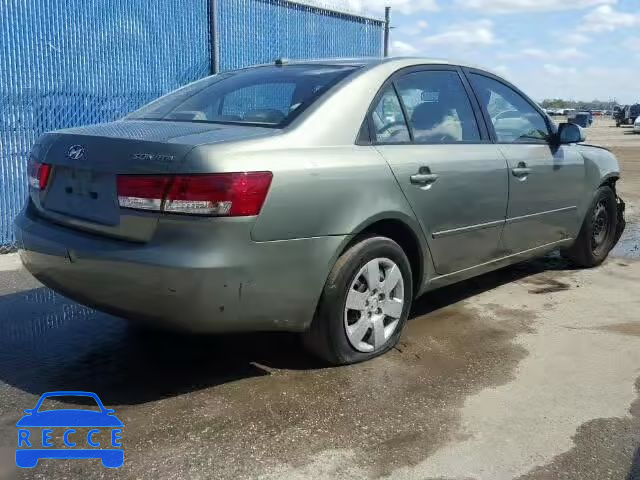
[410, 254, 577, 317]
[0, 254, 576, 406]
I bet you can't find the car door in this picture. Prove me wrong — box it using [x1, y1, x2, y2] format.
[466, 71, 586, 254]
[371, 67, 509, 275]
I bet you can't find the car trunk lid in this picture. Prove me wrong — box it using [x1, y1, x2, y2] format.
[31, 120, 278, 241]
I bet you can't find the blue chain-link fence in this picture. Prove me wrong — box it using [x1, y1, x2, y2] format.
[0, 0, 384, 248]
[217, 0, 384, 70]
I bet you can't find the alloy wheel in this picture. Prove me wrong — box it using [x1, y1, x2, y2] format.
[344, 258, 405, 353]
[591, 200, 610, 255]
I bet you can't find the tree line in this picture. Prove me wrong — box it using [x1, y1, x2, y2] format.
[540, 99, 622, 110]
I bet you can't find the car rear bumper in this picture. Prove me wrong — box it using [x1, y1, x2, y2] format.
[15, 203, 346, 333]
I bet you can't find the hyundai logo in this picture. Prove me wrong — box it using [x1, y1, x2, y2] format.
[67, 145, 85, 160]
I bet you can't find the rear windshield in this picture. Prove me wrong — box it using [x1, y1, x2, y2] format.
[127, 64, 360, 128]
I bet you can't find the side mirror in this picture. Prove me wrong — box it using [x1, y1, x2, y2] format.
[23, 409, 33, 414]
[558, 122, 586, 144]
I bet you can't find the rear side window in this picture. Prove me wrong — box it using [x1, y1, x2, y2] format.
[127, 65, 359, 127]
[371, 87, 411, 144]
[395, 71, 481, 144]
[469, 74, 550, 143]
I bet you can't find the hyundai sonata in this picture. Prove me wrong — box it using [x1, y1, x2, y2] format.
[16, 58, 625, 364]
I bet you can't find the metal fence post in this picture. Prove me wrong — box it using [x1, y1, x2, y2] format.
[209, 0, 220, 74]
[383, 6, 391, 57]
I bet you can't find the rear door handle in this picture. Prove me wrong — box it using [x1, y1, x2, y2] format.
[410, 167, 439, 186]
[512, 162, 531, 178]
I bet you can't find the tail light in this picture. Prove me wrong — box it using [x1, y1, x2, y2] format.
[117, 172, 273, 217]
[27, 160, 52, 191]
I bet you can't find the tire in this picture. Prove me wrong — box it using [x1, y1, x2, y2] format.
[303, 236, 413, 365]
[563, 186, 619, 268]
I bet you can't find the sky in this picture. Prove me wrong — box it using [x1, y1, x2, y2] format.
[313, 0, 639, 103]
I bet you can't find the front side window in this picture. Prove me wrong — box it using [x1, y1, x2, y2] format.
[127, 65, 359, 127]
[371, 87, 411, 143]
[394, 70, 481, 144]
[469, 74, 550, 143]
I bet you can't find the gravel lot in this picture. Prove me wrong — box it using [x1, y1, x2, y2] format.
[0, 118, 638, 480]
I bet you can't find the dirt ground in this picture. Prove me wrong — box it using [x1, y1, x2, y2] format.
[0, 118, 638, 480]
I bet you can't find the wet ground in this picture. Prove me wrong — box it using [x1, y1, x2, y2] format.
[0, 119, 639, 479]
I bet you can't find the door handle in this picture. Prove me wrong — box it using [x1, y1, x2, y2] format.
[512, 162, 531, 178]
[410, 167, 439, 186]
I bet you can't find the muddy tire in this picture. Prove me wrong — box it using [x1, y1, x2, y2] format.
[303, 236, 413, 366]
[562, 186, 619, 268]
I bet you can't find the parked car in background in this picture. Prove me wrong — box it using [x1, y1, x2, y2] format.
[616, 104, 640, 127]
[634, 115, 640, 133]
[614, 105, 625, 125]
[568, 111, 593, 128]
[629, 104, 640, 125]
[15, 58, 626, 365]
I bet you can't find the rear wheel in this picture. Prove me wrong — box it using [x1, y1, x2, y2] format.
[303, 236, 413, 365]
[563, 186, 618, 267]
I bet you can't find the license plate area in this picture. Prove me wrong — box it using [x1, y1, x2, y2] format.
[43, 167, 120, 225]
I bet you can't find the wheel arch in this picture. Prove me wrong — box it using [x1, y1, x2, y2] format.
[599, 173, 620, 190]
[337, 213, 431, 296]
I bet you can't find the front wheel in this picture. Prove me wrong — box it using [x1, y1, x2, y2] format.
[562, 186, 619, 267]
[303, 236, 413, 365]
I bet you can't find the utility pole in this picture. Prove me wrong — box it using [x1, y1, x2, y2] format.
[383, 6, 391, 57]
[209, 0, 220, 74]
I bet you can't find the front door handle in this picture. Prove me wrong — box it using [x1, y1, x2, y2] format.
[512, 162, 531, 178]
[410, 167, 439, 186]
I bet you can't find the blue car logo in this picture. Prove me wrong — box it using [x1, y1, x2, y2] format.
[16, 391, 123, 468]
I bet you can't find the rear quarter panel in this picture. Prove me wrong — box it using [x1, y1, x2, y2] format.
[254, 146, 423, 241]
[186, 144, 424, 242]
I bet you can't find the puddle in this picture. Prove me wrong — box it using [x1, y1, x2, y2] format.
[525, 277, 571, 295]
[0, 281, 536, 479]
[517, 378, 640, 480]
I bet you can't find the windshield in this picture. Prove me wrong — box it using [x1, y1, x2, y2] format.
[127, 64, 360, 127]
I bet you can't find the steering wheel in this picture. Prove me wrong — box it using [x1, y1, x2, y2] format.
[377, 121, 407, 137]
[494, 110, 519, 121]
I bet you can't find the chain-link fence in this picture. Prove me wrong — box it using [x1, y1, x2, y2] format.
[0, 0, 384, 247]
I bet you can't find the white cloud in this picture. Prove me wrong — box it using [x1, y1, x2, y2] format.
[520, 48, 546, 58]
[391, 40, 419, 56]
[403, 19, 430, 36]
[627, 40, 640, 51]
[579, 5, 640, 32]
[543, 64, 578, 76]
[554, 47, 588, 60]
[454, 0, 614, 14]
[520, 47, 587, 60]
[492, 65, 512, 78]
[311, 0, 438, 16]
[421, 19, 497, 47]
[499, 47, 587, 61]
[563, 32, 591, 45]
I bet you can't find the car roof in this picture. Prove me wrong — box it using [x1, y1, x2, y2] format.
[249, 56, 504, 80]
